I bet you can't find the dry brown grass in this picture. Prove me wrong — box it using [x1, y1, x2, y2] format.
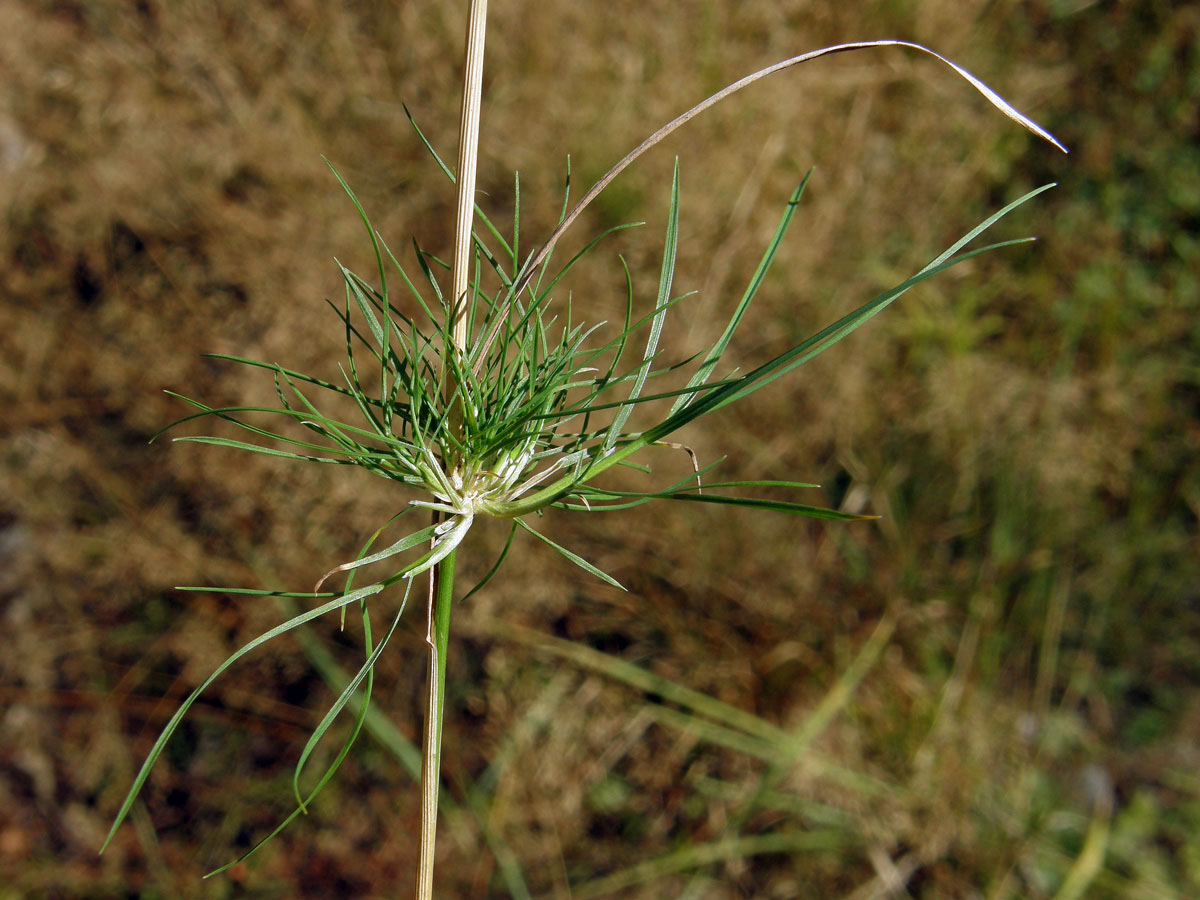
[2, 1, 1196, 898]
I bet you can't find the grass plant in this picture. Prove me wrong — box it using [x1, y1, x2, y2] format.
[98, 4, 1066, 895]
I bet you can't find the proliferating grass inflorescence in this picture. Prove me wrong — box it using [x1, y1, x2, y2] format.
[101, 33, 1066, 888]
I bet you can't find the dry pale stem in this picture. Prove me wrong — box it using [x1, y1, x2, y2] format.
[417, 3, 487, 899]
[448, 0, 488, 355]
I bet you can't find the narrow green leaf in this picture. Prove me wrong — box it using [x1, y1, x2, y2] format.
[171, 436, 355, 465]
[338, 259, 387, 351]
[666, 492, 877, 521]
[461, 522, 519, 603]
[646, 185, 1056, 442]
[204, 597, 383, 877]
[292, 580, 414, 811]
[100, 581, 388, 854]
[515, 518, 625, 591]
[312, 523, 440, 592]
[324, 158, 388, 303]
[605, 162, 680, 451]
[671, 172, 811, 416]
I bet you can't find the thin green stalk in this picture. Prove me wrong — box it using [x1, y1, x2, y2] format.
[416, 549, 457, 900]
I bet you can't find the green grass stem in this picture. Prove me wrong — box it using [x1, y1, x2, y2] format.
[416, 549, 458, 899]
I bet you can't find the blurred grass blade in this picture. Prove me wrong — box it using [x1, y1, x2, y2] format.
[486, 620, 786, 744]
[571, 831, 856, 899]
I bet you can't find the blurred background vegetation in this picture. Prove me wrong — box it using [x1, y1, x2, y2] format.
[0, 0, 1196, 897]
